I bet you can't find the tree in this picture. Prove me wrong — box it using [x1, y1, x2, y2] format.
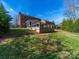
[0, 3, 12, 34]
[73, 18, 79, 32]
[52, 21, 55, 28]
[64, 0, 79, 19]
[61, 0, 79, 32]
[61, 18, 74, 32]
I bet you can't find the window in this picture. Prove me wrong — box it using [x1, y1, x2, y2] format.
[26, 21, 31, 27]
[43, 24, 48, 27]
[37, 24, 39, 27]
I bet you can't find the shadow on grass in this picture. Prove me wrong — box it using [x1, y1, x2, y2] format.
[0, 29, 35, 39]
[0, 29, 58, 39]
[39, 29, 58, 34]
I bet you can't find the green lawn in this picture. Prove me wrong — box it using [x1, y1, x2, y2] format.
[51, 30, 79, 50]
[10, 28, 32, 30]
[5, 28, 33, 38]
[4, 29, 79, 50]
[1, 30, 79, 59]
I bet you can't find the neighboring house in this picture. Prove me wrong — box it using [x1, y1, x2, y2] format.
[16, 12, 55, 33]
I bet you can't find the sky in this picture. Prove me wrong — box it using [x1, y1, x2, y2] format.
[0, 0, 64, 24]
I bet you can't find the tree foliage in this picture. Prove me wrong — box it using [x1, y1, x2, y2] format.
[61, 18, 79, 32]
[64, 0, 78, 19]
[0, 4, 12, 34]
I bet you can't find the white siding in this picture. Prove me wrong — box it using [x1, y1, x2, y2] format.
[32, 27, 40, 33]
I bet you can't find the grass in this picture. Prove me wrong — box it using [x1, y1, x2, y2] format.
[51, 30, 79, 50]
[10, 28, 32, 35]
[0, 35, 65, 59]
[3, 29, 79, 50]
[3, 28, 33, 39]
[1, 30, 79, 59]
[10, 28, 32, 30]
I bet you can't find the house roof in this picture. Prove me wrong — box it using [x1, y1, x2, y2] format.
[18, 12, 53, 25]
[19, 12, 41, 21]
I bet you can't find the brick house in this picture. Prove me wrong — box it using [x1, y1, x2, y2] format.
[17, 12, 55, 33]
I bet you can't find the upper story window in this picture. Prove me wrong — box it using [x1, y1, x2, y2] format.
[31, 22, 36, 25]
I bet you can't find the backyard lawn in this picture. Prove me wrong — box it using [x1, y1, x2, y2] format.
[0, 30, 79, 59]
[3, 29, 79, 50]
[51, 30, 79, 50]
[1, 28, 34, 40]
